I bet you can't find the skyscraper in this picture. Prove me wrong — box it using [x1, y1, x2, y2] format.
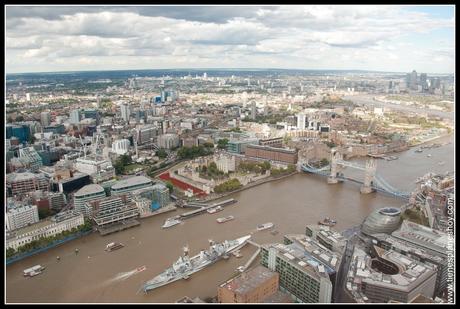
[40, 112, 51, 127]
[121, 103, 130, 123]
[420, 73, 428, 90]
[296, 113, 307, 130]
[70, 110, 81, 124]
[251, 101, 257, 120]
[410, 70, 418, 90]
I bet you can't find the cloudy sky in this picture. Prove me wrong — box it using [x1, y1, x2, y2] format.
[5, 5, 455, 74]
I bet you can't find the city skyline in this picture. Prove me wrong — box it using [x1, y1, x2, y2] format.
[6, 5, 455, 74]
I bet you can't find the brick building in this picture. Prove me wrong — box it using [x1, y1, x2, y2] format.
[245, 144, 298, 164]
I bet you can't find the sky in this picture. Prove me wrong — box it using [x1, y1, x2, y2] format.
[5, 5, 455, 74]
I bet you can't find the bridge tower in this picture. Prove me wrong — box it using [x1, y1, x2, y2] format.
[327, 149, 343, 184]
[360, 158, 376, 194]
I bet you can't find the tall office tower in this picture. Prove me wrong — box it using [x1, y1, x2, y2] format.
[96, 95, 101, 108]
[251, 101, 257, 120]
[203, 72, 207, 80]
[410, 70, 418, 90]
[26, 93, 31, 101]
[40, 112, 51, 127]
[120, 103, 130, 123]
[296, 113, 307, 130]
[70, 109, 81, 124]
[420, 73, 428, 90]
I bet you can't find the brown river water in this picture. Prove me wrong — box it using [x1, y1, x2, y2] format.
[6, 135, 454, 303]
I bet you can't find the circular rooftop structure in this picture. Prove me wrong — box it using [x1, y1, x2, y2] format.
[361, 207, 402, 236]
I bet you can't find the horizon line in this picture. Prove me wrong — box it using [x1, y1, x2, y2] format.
[6, 67, 454, 75]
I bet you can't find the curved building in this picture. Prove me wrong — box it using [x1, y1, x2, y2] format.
[361, 207, 402, 236]
[74, 184, 106, 216]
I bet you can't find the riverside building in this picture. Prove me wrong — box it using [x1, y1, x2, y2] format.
[111, 176, 154, 196]
[345, 246, 437, 303]
[6, 210, 84, 250]
[261, 234, 343, 303]
[73, 184, 107, 216]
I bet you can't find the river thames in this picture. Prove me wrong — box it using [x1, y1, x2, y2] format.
[6, 135, 454, 303]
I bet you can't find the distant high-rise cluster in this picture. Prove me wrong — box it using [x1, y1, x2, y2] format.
[405, 70, 443, 94]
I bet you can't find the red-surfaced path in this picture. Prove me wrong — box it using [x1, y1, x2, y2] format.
[159, 172, 207, 197]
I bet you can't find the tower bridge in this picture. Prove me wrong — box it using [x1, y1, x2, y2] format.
[300, 149, 411, 200]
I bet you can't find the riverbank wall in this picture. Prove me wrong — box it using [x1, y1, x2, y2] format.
[6, 230, 94, 266]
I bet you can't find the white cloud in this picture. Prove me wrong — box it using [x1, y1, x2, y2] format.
[5, 5, 455, 73]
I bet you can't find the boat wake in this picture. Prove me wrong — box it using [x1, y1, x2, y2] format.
[102, 266, 147, 286]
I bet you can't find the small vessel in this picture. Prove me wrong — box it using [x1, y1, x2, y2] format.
[217, 215, 234, 223]
[438, 161, 445, 165]
[232, 250, 242, 258]
[236, 266, 245, 272]
[415, 149, 423, 153]
[318, 217, 336, 227]
[24, 265, 45, 277]
[257, 222, 274, 231]
[207, 206, 224, 214]
[105, 242, 124, 252]
[427, 154, 432, 158]
[136, 266, 147, 273]
[162, 217, 182, 229]
[141, 235, 251, 292]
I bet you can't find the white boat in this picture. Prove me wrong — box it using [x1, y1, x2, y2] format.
[207, 206, 224, 214]
[257, 222, 274, 231]
[24, 265, 45, 277]
[105, 242, 124, 251]
[427, 154, 432, 158]
[438, 161, 445, 165]
[162, 217, 182, 229]
[217, 215, 234, 223]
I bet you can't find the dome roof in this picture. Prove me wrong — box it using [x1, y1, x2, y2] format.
[362, 207, 402, 236]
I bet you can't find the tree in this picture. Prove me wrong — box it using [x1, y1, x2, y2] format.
[166, 181, 174, 194]
[203, 142, 214, 149]
[156, 149, 167, 159]
[320, 158, 329, 167]
[217, 138, 229, 149]
[114, 154, 132, 174]
[16, 115, 24, 122]
[38, 208, 51, 220]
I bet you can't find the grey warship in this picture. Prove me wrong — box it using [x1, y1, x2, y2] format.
[142, 235, 251, 292]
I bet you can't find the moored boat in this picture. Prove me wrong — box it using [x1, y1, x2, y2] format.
[162, 217, 182, 228]
[257, 222, 274, 231]
[318, 217, 336, 227]
[141, 235, 251, 292]
[217, 215, 234, 223]
[207, 206, 224, 214]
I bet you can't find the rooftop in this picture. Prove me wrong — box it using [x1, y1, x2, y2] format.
[6, 172, 45, 183]
[74, 184, 105, 197]
[220, 265, 278, 295]
[111, 176, 153, 190]
[346, 246, 437, 302]
[246, 144, 297, 154]
[392, 220, 449, 255]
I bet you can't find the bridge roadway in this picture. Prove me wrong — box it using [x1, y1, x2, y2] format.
[301, 164, 410, 200]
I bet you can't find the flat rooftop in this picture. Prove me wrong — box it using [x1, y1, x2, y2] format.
[74, 184, 105, 197]
[220, 265, 278, 295]
[111, 176, 153, 190]
[392, 220, 449, 255]
[246, 144, 297, 154]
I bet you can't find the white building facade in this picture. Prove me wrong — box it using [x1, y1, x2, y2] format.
[6, 205, 39, 232]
